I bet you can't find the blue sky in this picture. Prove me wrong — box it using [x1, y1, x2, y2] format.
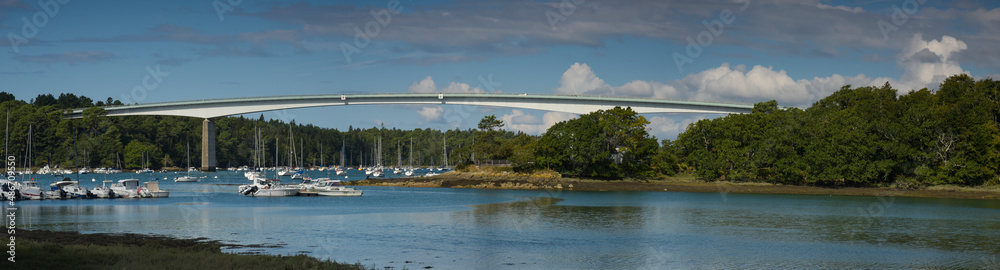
[2, 0, 999, 140]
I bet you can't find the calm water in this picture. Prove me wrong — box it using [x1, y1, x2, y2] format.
[8, 171, 1000, 269]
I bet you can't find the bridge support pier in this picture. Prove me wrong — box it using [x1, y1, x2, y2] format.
[201, 118, 217, 171]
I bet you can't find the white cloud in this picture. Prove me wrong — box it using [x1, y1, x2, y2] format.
[554, 62, 680, 98]
[550, 33, 971, 108]
[408, 76, 484, 93]
[500, 109, 577, 135]
[417, 106, 443, 122]
[896, 34, 969, 91]
[647, 115, 706, 140]
[555, 63, 611, 95]
[408, 76, 437, 93]
[816, 3, 864, 14]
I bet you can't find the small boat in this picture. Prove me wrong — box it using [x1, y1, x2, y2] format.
[17, 179, 46, 200]
[50, 179, 92, 199]
[238, 178, 299, 197]
[175, 175, 199, 182]
[404, 170, 414, 177]
[90, 180, 120, 198]
[36, 165, 53, 175]
[111, 179, 151, 198]
[142, 181, 169, 198]
[313, 179, 362, 196]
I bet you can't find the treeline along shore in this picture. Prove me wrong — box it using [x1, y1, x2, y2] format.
[2, 74, 998, 193]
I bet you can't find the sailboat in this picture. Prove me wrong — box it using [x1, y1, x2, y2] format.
[404, 138, 414, 177]
[175, 142, 199, 182]
[335, 138, 347, 176]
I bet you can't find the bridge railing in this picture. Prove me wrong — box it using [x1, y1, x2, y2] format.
[91, 92, 757, 111]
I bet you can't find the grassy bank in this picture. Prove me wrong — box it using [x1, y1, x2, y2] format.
[354, 166, 1000, 200]
[1, 230, 367, 270]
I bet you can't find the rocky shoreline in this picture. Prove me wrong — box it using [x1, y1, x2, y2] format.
[354, 172, 1000, 200]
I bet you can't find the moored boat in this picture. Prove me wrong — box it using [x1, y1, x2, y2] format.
[142, 181, 169, 198]
[238, 178, 299, 197]
[111, 179, 151, 198]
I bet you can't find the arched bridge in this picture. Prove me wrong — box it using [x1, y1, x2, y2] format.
[68, 93, 757, 170]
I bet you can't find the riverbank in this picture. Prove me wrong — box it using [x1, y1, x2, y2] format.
[1, 230, 368, 270]
[354, 170, 1000, 200]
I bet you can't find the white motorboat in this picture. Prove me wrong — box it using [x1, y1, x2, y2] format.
[311, 179, 362, 197]
[36, 165, 53, 175]
[17, 180, 46, 200]
[335, 168, 347, 176]
[238, 178, 299, 197]
[90, 180, 121, 198]
[371, 170, 383, 178]
[404, 170, 414, 177]
[135, 168, 153, 174]
[111, 179, 151, 198]
[175, 175, 200, 182]
[78, 168, 91, 174]
[50, 180, 92, 199]
[142, 181, 169, 198]
[277, 168, 295, 176]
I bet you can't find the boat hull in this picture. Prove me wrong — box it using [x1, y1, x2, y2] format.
[317, 189, 362, 196]
[252, 188, 299, 197]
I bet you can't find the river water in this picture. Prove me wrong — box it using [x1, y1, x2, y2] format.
[8, 170, 1000, 269]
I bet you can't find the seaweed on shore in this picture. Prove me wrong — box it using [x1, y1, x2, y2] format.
[1, 230, 369, 270]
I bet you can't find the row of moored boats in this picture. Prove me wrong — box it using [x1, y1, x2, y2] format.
[238, 170, 362, 197]
[1, 178, 168, 201]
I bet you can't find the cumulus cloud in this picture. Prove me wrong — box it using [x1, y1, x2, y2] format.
[895, 34, 969, 91]
[554, 62, 680, 98]
[407, 76, 485, 93]
[550, 34, 970, 107]
[417, 106, 443, 122]
[500, 109, 577, 135]
[555, 63, 611, 95]
[647, 115, 707, 140]
[408, 76, 438, 93]
[679, 63, 879, 106]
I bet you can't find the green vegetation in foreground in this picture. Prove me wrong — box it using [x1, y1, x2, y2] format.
[2, 230, 367, 270]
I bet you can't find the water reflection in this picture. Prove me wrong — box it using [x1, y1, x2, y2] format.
[9, 175, 1000, 269]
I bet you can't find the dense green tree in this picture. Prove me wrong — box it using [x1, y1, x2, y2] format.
[536, 107, 658, 178]
[676, 75, 1000, 187]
